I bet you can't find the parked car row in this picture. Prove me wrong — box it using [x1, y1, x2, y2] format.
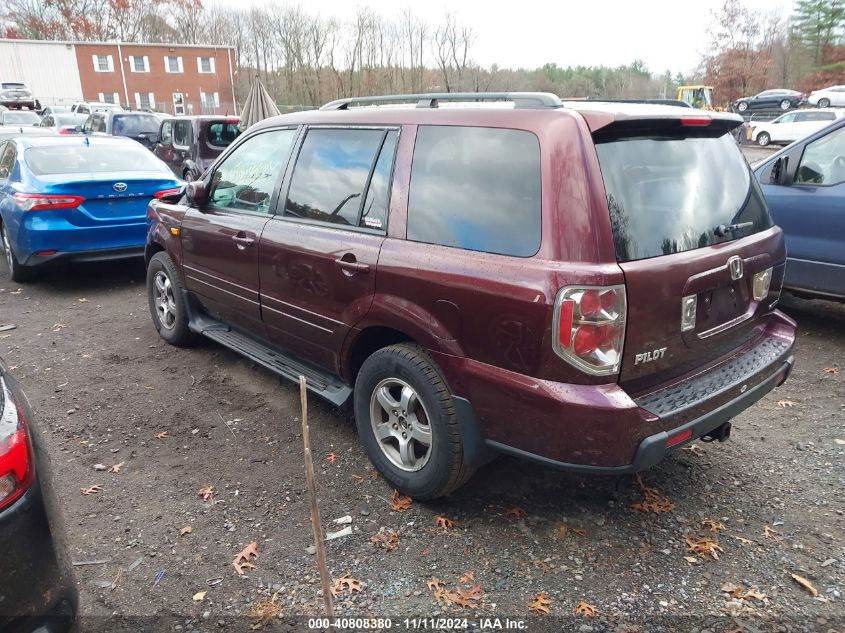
[746, 108, 844, 146]
[733, 84, 845, 113]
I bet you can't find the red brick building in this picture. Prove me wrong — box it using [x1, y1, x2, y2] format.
[74, 42, 237, 115]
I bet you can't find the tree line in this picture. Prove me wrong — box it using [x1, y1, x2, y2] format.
[2, 0, 843, 108]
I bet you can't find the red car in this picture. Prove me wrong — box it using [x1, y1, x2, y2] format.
[145, 92, 796, 499]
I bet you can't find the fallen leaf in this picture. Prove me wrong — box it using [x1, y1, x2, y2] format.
[685, 536, 723, 561]
[790, 572, 818, 597]
[459, 571, 475, 584]
[369, 528, 399, 551]
[630, 475, 675, 514]
[180, 526, 193, 537]
[683, 556, 700, 564]
[326, 452, 338, 463]
[81, 484, 103, 495]
[52, 323, 67, 332]
[574, 600, 598, 617]
[452, 583, 483, 608]
[109, 462, 124, 474]
[198, 485, 214, 501]
[741, 588, 768, 602]
[367, 468, 380, 479]
[155, 431, 169, 440]
[330, 573, 363, 596]
[777, 399, 798, 408]
[78, 298, 89, 303]
[731, 534, 753, 545]
[528, 591, 552, 614]
[248, 593, 281, 630]
[192, 591, 206, 602]
[681, 443, 706, 456]
[435, 515, 456, 530]
[702, 519, 726, 533]
[533, 559, 552, 573]
[823, 367, 839, 374]
[555, 523, 569, 539]
[503, 506, 527, 518]
[389, 490, 412, 512]
[351, 474, 365, 484]
[572, 527, 587, 537]
[426, 577, 445, 592]
[763, 525, 782, 543]
[232, 541, 259, 575]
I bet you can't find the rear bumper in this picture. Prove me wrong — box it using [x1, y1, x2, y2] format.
[23, 245, 144, 267]
[435, 311, 796, 471]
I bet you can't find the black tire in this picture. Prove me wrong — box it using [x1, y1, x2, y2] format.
[818, 98, 830, 108]
[1, 220, 33, 283]
[183, 168, 199, 182]
[354, 343, 475, 499]
[780, 99, 791, 110]
[736, 101, 748, 112]
[146, 251, 194, 346]
[756, 132, 771, 147]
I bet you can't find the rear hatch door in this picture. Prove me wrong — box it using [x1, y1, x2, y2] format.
[591, 116, 785, 393]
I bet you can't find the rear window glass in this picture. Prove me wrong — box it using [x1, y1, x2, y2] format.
[594, 131, 772, 262]
[112, 114, 160, 136]
[1, 83, 26, 89]
[207, 122, 241, 148]
[408, 126, 541, 257]
[25, 144, 167, 175]
[2, 111, 40, 124]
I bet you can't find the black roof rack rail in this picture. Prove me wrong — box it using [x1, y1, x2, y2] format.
[320, 92, 563, 111]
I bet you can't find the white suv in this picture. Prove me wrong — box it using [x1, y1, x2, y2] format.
[747, 108, 844, 146]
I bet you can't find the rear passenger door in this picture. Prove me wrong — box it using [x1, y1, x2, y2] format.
[154, 120, 179, 176]
[258, 127, 398, 372]
[181, 127, 298, 332]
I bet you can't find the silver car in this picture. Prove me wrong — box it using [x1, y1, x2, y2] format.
[0, 82, 37, 110]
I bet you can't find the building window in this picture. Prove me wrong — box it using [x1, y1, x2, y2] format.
[200, 92, 220, 109]
[97, 92, 120, 105]
[129, 56, 150, 73]
[165, 56, 183, 73]
[92, 54, 114, 72]
[197, 56, 215, 73]
[135, 92, 155, 110]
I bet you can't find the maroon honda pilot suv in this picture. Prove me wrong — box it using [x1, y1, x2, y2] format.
[145, 92, 796, 499]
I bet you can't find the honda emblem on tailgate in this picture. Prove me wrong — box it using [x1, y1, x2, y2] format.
[728, 256, 743, 280]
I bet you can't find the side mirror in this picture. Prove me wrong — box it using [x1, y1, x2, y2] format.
[185, 180, 207, 206]
[770, 156, 790, 186]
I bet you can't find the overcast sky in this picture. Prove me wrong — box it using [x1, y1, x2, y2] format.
[239, 0, 793, 75]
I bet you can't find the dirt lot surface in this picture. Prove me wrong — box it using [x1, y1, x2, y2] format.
[1, 257, 843, 633]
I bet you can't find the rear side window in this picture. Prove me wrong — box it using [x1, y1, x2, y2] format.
[284, 128, 390, 228]
[408, 126, 541, 257]
[207, 122, 241, 148]
[594, 131, 772, 262]
[173, 120, 192, 146]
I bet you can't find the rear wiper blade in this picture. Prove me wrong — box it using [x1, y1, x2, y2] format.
[713, 221, 753, 237]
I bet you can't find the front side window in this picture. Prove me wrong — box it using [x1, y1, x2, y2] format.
[173, 121, 192, 147]
[775, 113, 796, 124]
[208, 129, 296, 215]
[795, 125, 845, 186]
[284, 128, 387, 227]
[408, 125, 542, 257]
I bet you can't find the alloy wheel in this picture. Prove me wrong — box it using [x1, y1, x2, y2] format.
[153, 270, 177, 330]
[737, 102, 748, 112]
[369, 378, 433, 472]
[780, 99, 791, 110]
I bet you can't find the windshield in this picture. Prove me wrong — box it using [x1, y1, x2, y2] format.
[595, 130, 772, 262]
[1, 83, 26, 90]
[25, 144, 168, 175]
[112, 114, 159, 136]
[53, 114, 85, 126]
[2, 111, 40, 125]
[206, 121, 241, 148]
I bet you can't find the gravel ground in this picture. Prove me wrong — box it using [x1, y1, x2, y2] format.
[1, 255, 843, 633]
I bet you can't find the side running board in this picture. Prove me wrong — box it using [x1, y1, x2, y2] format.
[185, 299, 352, 407]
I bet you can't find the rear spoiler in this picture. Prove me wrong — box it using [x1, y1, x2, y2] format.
[563, 102, 743, 135]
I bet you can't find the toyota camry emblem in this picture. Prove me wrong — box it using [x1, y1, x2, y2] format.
[728, 256, 743, 280]
[113, 182, 128, 192]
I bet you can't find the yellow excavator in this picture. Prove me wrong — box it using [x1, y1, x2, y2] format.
[677, 85, 716, 110]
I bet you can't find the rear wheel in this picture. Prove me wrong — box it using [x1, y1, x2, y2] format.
[737, 101, 748, 112]
[756, 132, 771, 147]
[183, 168, 199, 181]
[818, 98, 831, 108]
[1, 221, 32, 283]
[780, 99, 791, 110]
[147, 252, 194, 346]
[354, 343, 475, 499]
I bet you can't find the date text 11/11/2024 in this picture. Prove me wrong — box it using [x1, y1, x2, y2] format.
[307, 617, 529, 630]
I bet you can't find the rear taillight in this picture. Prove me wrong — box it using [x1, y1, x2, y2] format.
[12, 192, 85, 212]
[552, 285, 627, 376]
[154, 188, 182, 199]
[681, 116, 712, 126]
[0, 380, 34, 511]
[753, 267, 773, 301]
[58, 127, 75, 135]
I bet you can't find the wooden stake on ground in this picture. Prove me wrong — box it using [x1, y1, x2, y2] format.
[299, 376, 335, 626]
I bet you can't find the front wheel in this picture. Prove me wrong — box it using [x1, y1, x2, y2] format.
[146, 251, 194, 346]
[780, 99, 791, 110]
[756, 132, 771, 147]
[354, 344, 475, 499]
[736, 101, 748, 112]
[818, 98, 830, 108]
[1, 221, 32, 283]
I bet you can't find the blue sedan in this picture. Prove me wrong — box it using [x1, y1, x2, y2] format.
[0, 135, 182, 282]
[754, 115, 845, 301]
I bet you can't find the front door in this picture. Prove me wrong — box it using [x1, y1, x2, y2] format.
[181, 128, 298, 332]
[258, 127, 398, 372]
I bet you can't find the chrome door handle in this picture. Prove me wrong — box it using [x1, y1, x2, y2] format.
[335, 257, 370, 274]
[232, 235, 255, 250]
